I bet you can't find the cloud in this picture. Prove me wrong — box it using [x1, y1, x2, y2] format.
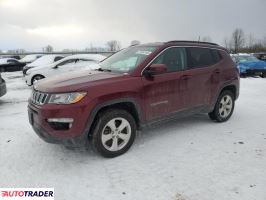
[26, 25, 85, 37]
[0, 0, 265, 51]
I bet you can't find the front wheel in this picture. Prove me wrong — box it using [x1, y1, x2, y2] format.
[209, 90, 235, 122]
[91, 109, 136, 158]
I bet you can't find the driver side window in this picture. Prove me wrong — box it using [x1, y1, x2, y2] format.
[152, 48, 187, 72]
[57, 59, 76, 67]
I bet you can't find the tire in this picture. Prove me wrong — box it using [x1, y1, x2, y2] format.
[261, 73, 266, 78]
[31, 75, 45, 85]
[91, 109, 136, 158]
[240, 73, 246, 78]
[208, 90, 235, 122]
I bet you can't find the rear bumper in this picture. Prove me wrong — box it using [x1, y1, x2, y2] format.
[0, 79, 7, 97]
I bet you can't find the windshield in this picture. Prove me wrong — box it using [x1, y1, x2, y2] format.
[99, 46, 157, 73]
[238, 56, 259, 62]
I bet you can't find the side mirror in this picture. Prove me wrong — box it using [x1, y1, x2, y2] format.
[143, 64, 167, 76]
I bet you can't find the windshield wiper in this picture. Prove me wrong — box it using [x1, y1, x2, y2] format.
[98, 68, 112, 72]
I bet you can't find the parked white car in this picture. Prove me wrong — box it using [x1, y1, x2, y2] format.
[25, 54, 106, 86]
[23, 55, 64, 75]
[19, 54, 43, 64]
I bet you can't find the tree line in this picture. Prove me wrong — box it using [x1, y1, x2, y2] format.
[223, 28, 266, 53]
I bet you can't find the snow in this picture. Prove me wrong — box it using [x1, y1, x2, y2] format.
[27, 55, 63, 67]
[0, 58, 10, 64]
[62, 54, 106, 62]
[0, 72, 266, 200]
[19, 54, 43, 63]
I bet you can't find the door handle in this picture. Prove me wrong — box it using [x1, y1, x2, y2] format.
[214, 69, 220, 74]
[181, 75, 192, 80]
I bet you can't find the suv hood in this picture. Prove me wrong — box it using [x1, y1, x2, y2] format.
[239, 60, 266, 69]
[34, 70, 124, 93]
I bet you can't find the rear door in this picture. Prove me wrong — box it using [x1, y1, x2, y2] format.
[182, 47, 219, 109]
[141, 47, 186, 121]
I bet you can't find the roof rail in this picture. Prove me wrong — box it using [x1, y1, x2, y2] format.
[166, 40, 218, 46]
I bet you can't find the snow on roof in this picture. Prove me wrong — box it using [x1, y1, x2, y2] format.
[0, 58, 9, 64]
[0, 58, 18, 64]
[27, 55, 63, 67]
[19, 54, 43, 63]
[65, 54, 106, 62]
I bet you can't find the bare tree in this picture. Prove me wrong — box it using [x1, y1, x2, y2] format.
[231, 28, 245, 53]
[43, 45, 53, 53]
[106, 40, 121, 51]
[201, 36, 212, 42]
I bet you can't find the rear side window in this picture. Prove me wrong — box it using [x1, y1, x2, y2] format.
[210, 49, 222, 63]
[187, 47, 215, 68]
[152, 47, 187, 72]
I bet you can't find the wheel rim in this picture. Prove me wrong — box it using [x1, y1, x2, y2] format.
[219, 95, 233, 118]
[101, 117, 131, 152]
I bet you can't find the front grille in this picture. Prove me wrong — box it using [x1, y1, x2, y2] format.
[31, 90, 49, 105]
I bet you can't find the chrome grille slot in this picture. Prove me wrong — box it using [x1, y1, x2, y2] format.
[31, 90, 48, 105]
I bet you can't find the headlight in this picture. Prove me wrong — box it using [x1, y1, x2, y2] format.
[26, 70, 32, 75]
[48, 92, 87, 104]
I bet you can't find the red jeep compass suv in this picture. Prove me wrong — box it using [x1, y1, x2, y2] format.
[28, 41, 239, 157]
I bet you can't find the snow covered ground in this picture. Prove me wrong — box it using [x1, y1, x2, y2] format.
[0, 72, 265, 200]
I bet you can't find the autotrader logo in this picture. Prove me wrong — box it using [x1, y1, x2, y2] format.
[0, 188, 54, 200]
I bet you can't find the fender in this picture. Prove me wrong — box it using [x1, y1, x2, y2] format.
[211, 79, 239, 111]
[83, 97, 143, 137]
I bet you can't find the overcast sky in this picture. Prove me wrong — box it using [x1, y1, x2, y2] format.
[0, 0, 265, 51]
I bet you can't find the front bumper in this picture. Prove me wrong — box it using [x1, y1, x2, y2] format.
[242, 69, 266, 76]
[0, 79, 7, 97]
[28, 99, 94, 148]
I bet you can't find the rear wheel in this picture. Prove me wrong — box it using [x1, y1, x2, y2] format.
[91, 109, 136, 158]
[209, 90, 235, 122]
[31, 75, 45, 85]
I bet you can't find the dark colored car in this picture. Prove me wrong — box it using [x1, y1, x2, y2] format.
[0, 73, 7, 97]
[0, 55, 21, 60]
[28, 41, 240, 157]
[0, 58, 26, 72]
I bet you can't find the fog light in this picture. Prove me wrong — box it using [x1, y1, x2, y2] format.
[47, 118, 74, 130]
[47, 118, 74, 123]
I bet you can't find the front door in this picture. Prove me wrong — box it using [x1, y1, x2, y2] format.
[141, 47, 187, 121]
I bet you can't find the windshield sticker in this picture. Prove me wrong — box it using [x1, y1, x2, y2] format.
[136, 51, 152, 56]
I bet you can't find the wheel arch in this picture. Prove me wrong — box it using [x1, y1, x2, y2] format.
[31, 74, 45, 85]
[86, 98, 143, 138]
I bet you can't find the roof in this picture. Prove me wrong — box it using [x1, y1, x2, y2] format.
[64, 54, 106, 61]
[138, 40, 223, 49]
[166, 40, 219, 46]
[0, 58, 17, 64]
